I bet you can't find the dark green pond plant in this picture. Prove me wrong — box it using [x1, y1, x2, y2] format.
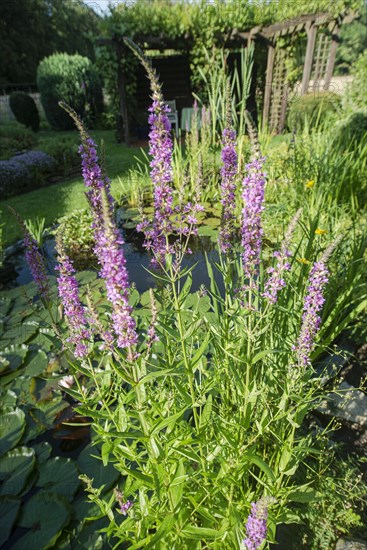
[17, 44, 366, 549]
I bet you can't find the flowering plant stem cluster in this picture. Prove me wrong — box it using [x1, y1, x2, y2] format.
[17, 43, 367, 550]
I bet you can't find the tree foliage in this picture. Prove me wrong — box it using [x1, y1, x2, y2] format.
[0, 0, 100, 86]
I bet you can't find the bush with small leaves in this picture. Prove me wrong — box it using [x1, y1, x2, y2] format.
[9, 92, 40, 132]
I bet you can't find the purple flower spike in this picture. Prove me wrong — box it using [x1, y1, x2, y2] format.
[56, 241, 91, 359]
[263, 209, 302, 304]
[294, 260, 329, 367]
[219, 126, 238, 254]
[243, 497, 276, 550]
[79, 137, 113, 235]
[120, 500, 133, 515]
[241, 156, 266, 278]
[12, 210, 50, 300]
[147, 98, 174, 265]
[98, 204, 138, 351]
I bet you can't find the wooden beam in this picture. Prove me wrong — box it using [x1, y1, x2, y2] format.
[324, 25, 340, 88]
[301, 23, 317, 95]
[262, 43, 275, 129]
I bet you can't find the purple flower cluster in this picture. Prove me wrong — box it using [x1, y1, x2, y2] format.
[98, 214, 138, 350]
[294, 260, 329, 367]
[12, 210, 50, 299]
[263, 249, 291, 304]
[243, 501, 269, 550]
[0, 160, 32, 198]
[142, 98, 174, 264]
[12, 150, 56, 171]
[79, 137, 112, 230]
[219, 127, 238, 253]
[56, 244, 91, 358]
[241, 156, 266, 278]
[120, 500, 133, 515]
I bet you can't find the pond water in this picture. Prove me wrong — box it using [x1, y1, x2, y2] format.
[9, 231, 224, 295]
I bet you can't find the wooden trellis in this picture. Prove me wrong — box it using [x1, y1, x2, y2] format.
[99, 10, 358, 144]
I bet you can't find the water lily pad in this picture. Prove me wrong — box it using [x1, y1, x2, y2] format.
[0, 389, 17, 410]
[0, 345, 29, 374]
[24, 350, 48, 377]
[198, 226, 217, 238]
[37, 457, 80, 501]
[203, 217, 221, 227]
[0, 297, 12, 317]
[125, 208, 139, 218]
[75, 271, 97, 285]
[32, 442, 52, 464]
[77, 444, 119, 492]
[14, 491, 70, 550]
[0, 408, 25, 456]
[0, 446, 35, 497]
[23, 400, 69, 443]
[123, 221, 138, 229]
[0, 496, 21, 546]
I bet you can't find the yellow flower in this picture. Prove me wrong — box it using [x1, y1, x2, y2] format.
[306, 180, 315, 188]
[297, 257, 311, 265]
[315, 228, 327, 235]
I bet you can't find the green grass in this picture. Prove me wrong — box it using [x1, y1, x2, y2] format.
[1, 129, 146, 246]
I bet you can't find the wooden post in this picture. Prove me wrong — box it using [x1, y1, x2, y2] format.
[301, 22, 317, 95]
[324, 25, 340, 89]
[262, 42, 275, 129]
[115, 40, 130, 146]
[279, 83, 288, 133]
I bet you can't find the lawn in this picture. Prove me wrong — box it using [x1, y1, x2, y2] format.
[1, 129, 146, 246]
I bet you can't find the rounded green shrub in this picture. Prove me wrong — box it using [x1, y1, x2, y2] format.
[9, 92, 40, 132]
[287, 91, 341, 132]
[37, 53, 103, 131]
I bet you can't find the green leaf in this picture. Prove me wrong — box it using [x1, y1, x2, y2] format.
[170, 460, 186, 509]
[14, 491, 71, 550]
[181, 525, 225, 540]
[129, 514, 176, 550]
[37, 457, 79, 501]
[0, 447, 35, 497]
[24, 350, 48, 377]
[151, 407, 187, 436]
[200, 394, 213, 429]
[0, 496, 21, 546]
[0, 408, 26, 456]
[288, 486, 318, 503]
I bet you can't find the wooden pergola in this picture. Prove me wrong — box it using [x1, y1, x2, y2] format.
[98, 10, 359, 144]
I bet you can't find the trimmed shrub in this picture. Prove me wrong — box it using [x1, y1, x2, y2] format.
[37, 53, 103, 131]
[0, 160, 32, 198]
[0, 151, 56, 199]
[38, 136, 79, 174]
[287, 91, 341, 132]
[0, 125, 37, 159]
[9, 92, 40, 132]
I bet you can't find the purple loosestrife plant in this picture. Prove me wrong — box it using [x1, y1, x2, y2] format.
[294, 259, 329, 367]
[98, 192, 138, 353]
[243, 497, 276, 550]
[241, 155, 266, 278]
[56, 237, 91, 359]
[12, 209, 50, 299]
[125, 40, 174, 266]
[263, 208, 302, 304]
[218, 103, 238, 254]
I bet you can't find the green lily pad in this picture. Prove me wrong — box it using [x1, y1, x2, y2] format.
[75, 271, 97, 285]
[125, 208, 140, 218]
[0, 345, 29, 374]
[203, 217, 221, 227]
[77, 444, 120, 492]
[0, 496, 21, 546]
[123, 221, 138, 229]
[198, 226, 217, 238]
[37, 457, 80, 501]
[32, 442, 52, 464]
[23, 400, 69, 443]
[0, 446, 36, 497]
[24, 350, 48, 377]
[0, 408, 26, 456]
[14, 491, 71, 550]
[0, 297, 12, 317]
[0, 389, 17, 410]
